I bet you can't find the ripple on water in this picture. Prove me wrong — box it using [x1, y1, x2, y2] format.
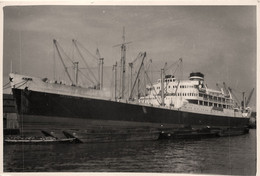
[4, 129, 256, 174]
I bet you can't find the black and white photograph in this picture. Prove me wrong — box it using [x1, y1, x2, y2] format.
[2, 2, 257, 175]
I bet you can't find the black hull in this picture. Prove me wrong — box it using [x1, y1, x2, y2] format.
[12, 88, 250, 141]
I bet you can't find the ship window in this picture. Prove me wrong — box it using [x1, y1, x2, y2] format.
[199, 101, 203, 105]
[204, 102, 208, 106]
[209, 102, 213, 106]
[199, 93, 203, 97]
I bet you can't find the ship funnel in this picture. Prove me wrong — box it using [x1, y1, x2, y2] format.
[189, 72, 204, 81]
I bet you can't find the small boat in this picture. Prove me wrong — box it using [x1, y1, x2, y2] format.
[4, 136, 77, 144]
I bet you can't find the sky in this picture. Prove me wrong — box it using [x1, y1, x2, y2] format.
[2, 5, 256, 109]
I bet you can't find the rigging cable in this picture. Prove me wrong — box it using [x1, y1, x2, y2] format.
[3, 80, 28, 90]
[72, 40, 98, 84]
[55, 41, 74, 64]
[3, 81, 11, 88]
[75, 40, 99, 62]
[144, 71, 161, 105]
[78, 69, 95, 85]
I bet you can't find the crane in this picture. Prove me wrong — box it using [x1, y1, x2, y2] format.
[72, 39, 98, 86]
[228, 87, 240, 107]
[128, 52, 144, 98]
[53, 39, 73, 84]
[129, 52, 146, 100]
[245, 88, 254, 107]
[216, 83, 225, 94]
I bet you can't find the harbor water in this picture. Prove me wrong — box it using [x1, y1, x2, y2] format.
[4, 129, 256, 175]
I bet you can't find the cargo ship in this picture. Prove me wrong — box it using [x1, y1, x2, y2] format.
[8, 35, 252, 142]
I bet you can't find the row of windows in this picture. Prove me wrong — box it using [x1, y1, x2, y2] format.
[199, 93, 233, 103]
[190, 100, 233, 109]
[180, 85, 195, 88]
[165, 79, 175, 82]
[177, 93, 197, 96]
[156, 85, 195, 90]
[167, 85, 178, 89]
[198, 101, 233, 109]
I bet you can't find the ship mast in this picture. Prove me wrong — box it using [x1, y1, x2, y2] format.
[242, 91, 245, 110]
[113, 27, 132, 99]
[129, 62, 133, 98]
[161, 68, 165, 106]
[96, 48, 104, 90]
[73, 62, 79, 85]
[113, 62, 118, 100]
[121, 27, 126, 98]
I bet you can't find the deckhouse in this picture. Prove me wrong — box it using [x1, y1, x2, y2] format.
[139, 72, 238, 114]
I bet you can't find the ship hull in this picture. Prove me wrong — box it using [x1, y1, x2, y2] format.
[12, 88, 250, 141]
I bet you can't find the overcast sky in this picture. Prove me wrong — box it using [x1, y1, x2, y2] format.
[3, 6, 256, 108]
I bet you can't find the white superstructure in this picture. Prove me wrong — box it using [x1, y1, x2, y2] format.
[139, 72, 251, 118]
